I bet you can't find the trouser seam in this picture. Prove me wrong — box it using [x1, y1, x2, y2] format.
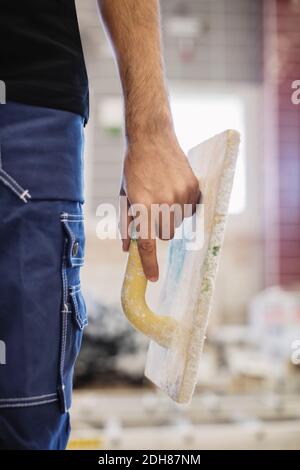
[0, 145, 31, 203]
[0, 398, 58, 409]
[0, 392, 59, 408]
[58, 241, 69, 413]
[0, 392, 57, 403]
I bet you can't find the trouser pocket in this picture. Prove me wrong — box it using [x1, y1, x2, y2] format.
[58, 209, 88, 413]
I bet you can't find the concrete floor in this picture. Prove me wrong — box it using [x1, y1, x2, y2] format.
[69, 389, 300, 450]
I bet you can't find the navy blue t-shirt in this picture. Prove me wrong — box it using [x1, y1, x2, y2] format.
[0, 0, 89, 123]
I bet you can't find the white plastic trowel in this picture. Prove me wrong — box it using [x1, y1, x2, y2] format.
[121, 129, 240, 403]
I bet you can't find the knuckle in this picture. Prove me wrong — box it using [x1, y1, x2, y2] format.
[189, 182, 200, 203]
[188, 178, 198, 192]
[192, 177, 200, 193]
[175, 186, 187, 202]
[162, 193, 175, 206]
[139, 239, 155, 254]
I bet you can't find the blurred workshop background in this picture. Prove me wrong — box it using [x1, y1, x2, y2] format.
[69, 0, 300, 450]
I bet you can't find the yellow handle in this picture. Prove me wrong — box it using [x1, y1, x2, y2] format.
[121, 240, 178, 348]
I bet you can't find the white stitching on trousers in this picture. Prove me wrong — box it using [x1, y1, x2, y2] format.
[0, 392, 57, 403]
[0, 145, 31, 203]
[0, 398, 58, 409]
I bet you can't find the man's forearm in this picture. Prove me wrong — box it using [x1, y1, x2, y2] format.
[97, 0, 173, 140]
[98, 0, 200, 281]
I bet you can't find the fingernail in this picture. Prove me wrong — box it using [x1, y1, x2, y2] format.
[149, 276, 158, 282]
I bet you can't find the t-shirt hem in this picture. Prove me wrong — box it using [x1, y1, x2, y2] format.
[5, 83, 89, 124]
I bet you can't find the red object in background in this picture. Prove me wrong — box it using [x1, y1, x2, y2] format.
[264, 0, 300, 287]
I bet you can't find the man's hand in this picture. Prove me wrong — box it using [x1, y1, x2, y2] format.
[120, 129, 200, 282]
[98, 0, 200, 280]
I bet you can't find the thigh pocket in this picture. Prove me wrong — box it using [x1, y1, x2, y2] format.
[58, 211, 88, 413]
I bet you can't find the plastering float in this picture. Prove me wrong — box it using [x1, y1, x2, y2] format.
[121, 129, 240, 403]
